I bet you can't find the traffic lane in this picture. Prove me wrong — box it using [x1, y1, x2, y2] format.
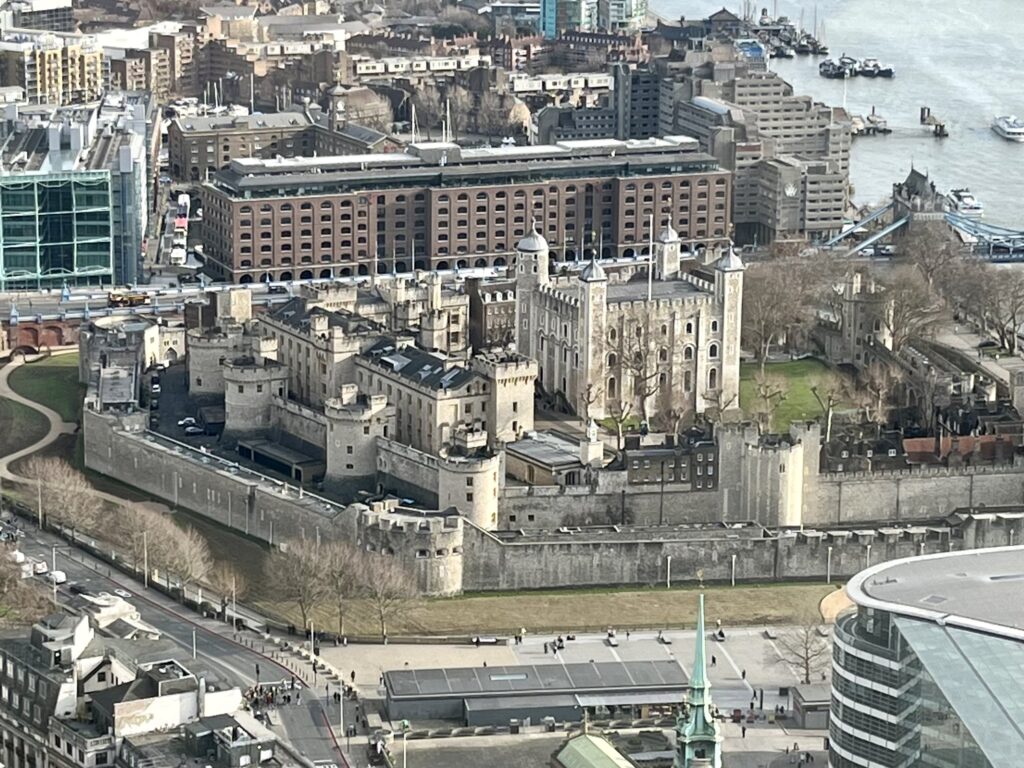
[18, 532, 270, 688]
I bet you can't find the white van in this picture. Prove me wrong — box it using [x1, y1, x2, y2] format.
[46, 571, 67, 585]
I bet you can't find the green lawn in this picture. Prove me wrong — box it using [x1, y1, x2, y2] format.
[739, 358, 852, 432]
[8, 353, 82, 423]
[0, 396, 49, 459]
[250, 582, 838, 638]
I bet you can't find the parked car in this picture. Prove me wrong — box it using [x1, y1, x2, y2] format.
[150, 399, 160, 410]
[113, 588, 132, 599]
[177, 417, 197, 427]
[46, 571, 67, 585]
[184, 425, 205, 435]
[69, 584, 93, 595]
[150, 383, 162, 394]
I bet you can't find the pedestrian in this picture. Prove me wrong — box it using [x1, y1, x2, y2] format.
[351, 670, 356, 683]
[296, 692, 301, 705]
[626, 631, 630, 640]
[544, 641, 549, 654]
[711, 655, 716, 667]
[741, 668, 746, 680]
[741, 726, 746, 739]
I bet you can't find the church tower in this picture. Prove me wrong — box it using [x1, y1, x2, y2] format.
[675, 594, 723, 768]
[513, 222, 550, 364]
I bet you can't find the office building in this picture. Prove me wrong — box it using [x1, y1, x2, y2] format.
[0, 29, 104, 104]
[662, 61, 850, 243]
[167, 97, 393, 182]
[831, 547, 1024, 768]
[0, 92, 152, 288]
[540, 0, 596, 39]
[0, 0, 74, 32]
[200, 136, 728, 284]
[597, 0, 646, 33]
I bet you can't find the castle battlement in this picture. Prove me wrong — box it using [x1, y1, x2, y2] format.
[821, 459, 1024, 482]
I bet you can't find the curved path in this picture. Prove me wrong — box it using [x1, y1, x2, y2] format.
[0, 348, 79, 485]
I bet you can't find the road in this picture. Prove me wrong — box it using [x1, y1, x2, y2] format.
[0, 354, 350, 766]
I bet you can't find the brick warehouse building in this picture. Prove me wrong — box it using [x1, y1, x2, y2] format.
[199, 136, 732, 283]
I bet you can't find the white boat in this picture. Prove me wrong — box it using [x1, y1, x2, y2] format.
[992, 115, 1024, 142]
[948, 188, 984, 218]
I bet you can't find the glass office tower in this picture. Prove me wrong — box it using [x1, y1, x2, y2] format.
[0, 171, 114, 290]
[831, 548, 1024, 768]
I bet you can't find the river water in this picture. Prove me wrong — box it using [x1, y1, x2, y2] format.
[652, 0, 1024, 225]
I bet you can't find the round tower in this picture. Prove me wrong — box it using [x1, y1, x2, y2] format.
[222, 356, 289, 439]
[437, 453, 501, 530]
[656, 222, 682, 280]
[513, 223, 549, 363]
[323, 385, 396, 494]
[186, 324, 244, 395]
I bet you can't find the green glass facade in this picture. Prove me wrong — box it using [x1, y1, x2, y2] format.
[831, 607, 1024, 768]
[0, 172, 114, 290]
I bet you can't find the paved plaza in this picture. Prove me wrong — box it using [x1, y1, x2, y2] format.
[321, 626, 828, 716]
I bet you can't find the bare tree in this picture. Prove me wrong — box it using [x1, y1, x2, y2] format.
[750, 371, 788, 433]
[605, 397, 633, 451]
[810, 370, 851, 443]
[742, 258, 835, 373]
[771, 613, 832, 685]
[324, 540, 362, 638]
[445, 86, 474, 141]
[21, 457, 99, 542]
[616, 307, 664, 423]
[268, 538, 331, 630]
[900, 221, 960, 289]
[0, 558, 50, 625]
[853, 361, 902, 431]
[581, 382, 603, 421]
[411, 84, 442, 139]
[877, 266, 944, 352]
[345, 91, 394, 133]
[359, 554, 416, 640]
[982, 269, 1024, 354]
[206, 563, 247, 617]
[475, 91, 511, 137]
[163, 524, 212, 598]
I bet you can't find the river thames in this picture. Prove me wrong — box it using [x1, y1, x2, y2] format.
[653, 0, 1024, 225]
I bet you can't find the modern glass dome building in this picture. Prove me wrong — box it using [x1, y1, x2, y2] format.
[831, 547, 1024, 768]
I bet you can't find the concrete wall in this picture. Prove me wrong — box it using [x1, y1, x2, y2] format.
[461, 516, 1024, 592]
[270, 397, 326, 454]
[809, 464, 1024, 526]
[498, 483, 726, 529]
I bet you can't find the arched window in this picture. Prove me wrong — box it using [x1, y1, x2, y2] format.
[607, 353, 617, 367]
[711, 320, 719, 332]
[709, 343, 719, 359]
[609, 328, 617, 342]
[684, 370, 692, 391]
[661, 324, 668, 336]
[607, 376, 616, 398]
[659, 348, 668, 362]
[684, 346, 694, 361]
[685, 321, 694, 334]
[708, 368, 718, 390]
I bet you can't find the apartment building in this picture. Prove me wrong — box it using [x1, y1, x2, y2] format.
[597, 0, 646, 33]
[540, 0, 596, 38]
[0, 612, 269, 768]
[148, 23, 198, 96]
[200, 136, 730, 284]
[0, 29, 104, 104]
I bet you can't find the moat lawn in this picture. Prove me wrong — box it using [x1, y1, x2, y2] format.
[253, 582, 838, 638]
[0, 396, 49, 459]
[739, 358, 852, 432]
[9, 352, 82, 423]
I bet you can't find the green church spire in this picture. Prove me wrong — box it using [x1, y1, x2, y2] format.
[674, 594, 723, 768]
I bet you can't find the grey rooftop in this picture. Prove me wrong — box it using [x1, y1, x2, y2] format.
[848, 546, 1024, 638]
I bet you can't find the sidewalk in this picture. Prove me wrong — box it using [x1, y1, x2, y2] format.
[932, 325, 1024, 387]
